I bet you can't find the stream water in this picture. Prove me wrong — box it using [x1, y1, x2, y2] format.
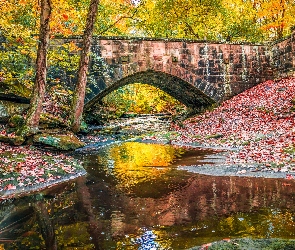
[1, 117, 295, 249]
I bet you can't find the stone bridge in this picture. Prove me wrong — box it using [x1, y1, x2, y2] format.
[53, 32, 295, 111]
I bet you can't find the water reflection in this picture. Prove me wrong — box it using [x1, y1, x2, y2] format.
[94, 142, 187, 190]
[1, 142, 295, 249]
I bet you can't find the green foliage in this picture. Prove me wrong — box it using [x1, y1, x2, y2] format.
[284, 145, 295, 155]
[12, 3, 38, 29]
[163, 131, 180, 141]
[16, 124, 33, 137]
[79, 120, 89, 133]
[0, 43, 35, 96]
[0, 0, 39, 94]
[47, 42, 80, 90]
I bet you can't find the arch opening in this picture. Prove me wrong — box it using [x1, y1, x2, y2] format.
[102, 83, 186, 116]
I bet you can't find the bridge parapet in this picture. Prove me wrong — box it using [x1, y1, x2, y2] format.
[51, 36, 275, 109]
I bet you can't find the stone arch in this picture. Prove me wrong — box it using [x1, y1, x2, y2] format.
[84, 70, 215, 112]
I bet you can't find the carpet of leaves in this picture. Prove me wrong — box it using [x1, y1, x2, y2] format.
[0, 144, 83, 193]
[146, 77, 295, 172]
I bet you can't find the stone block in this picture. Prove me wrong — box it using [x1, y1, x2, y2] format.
[198, 60, 206, 67]
[199, 46, 208, 55]
[209, 60, 215, 67]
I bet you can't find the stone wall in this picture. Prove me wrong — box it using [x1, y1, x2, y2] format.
[271, 32, 295, 78]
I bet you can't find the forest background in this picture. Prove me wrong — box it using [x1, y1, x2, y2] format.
[1, 0, 295, 136]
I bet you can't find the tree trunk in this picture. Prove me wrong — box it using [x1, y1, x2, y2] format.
[23, 0, 52, 135]
[70, 0, 100, 133]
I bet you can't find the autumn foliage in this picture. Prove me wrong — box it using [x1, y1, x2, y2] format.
[1, 0, 295, 99]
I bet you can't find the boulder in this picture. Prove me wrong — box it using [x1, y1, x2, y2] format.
[33, 131, 85, 150]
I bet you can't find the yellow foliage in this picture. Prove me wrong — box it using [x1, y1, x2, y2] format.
[103, 83, 185, 115]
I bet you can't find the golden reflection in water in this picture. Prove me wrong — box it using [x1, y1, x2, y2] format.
[97, 142, 186, 189]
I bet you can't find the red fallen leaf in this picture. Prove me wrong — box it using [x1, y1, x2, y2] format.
[4, 184, 16, 190]
[201, 243, 212, 250]
[62, 13, 69, 20]
[0, 130, 6, 135]
[7, 132, 16, 137]
[286, 174, 294, 180]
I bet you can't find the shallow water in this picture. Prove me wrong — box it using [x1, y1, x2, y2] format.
[1, 140, 295, 249]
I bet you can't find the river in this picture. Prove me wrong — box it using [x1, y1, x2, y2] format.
[1, 116, 295, 249]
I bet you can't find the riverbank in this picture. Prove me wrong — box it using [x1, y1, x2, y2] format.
[144, 77, 295, 179]
[0, 144, 86, 200]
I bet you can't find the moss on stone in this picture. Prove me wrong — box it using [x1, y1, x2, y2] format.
[39, 113, 68, 129]
[16, 125, 38, 137]
[8, 114, 25, 128]
[0, 134, 25, 146]
[33, 131, 85, 150]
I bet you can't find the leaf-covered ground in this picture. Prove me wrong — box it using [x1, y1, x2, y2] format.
[145, 77, 295, 176]
[0, 144, 85, 199]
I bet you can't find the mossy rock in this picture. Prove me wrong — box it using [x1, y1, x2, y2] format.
[8, 114, 25, 128]
[39, 113, 68, 129]
[33, 132, 85, 150]
[0, 134, 25, 146]
[16, 125, 39, 137]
